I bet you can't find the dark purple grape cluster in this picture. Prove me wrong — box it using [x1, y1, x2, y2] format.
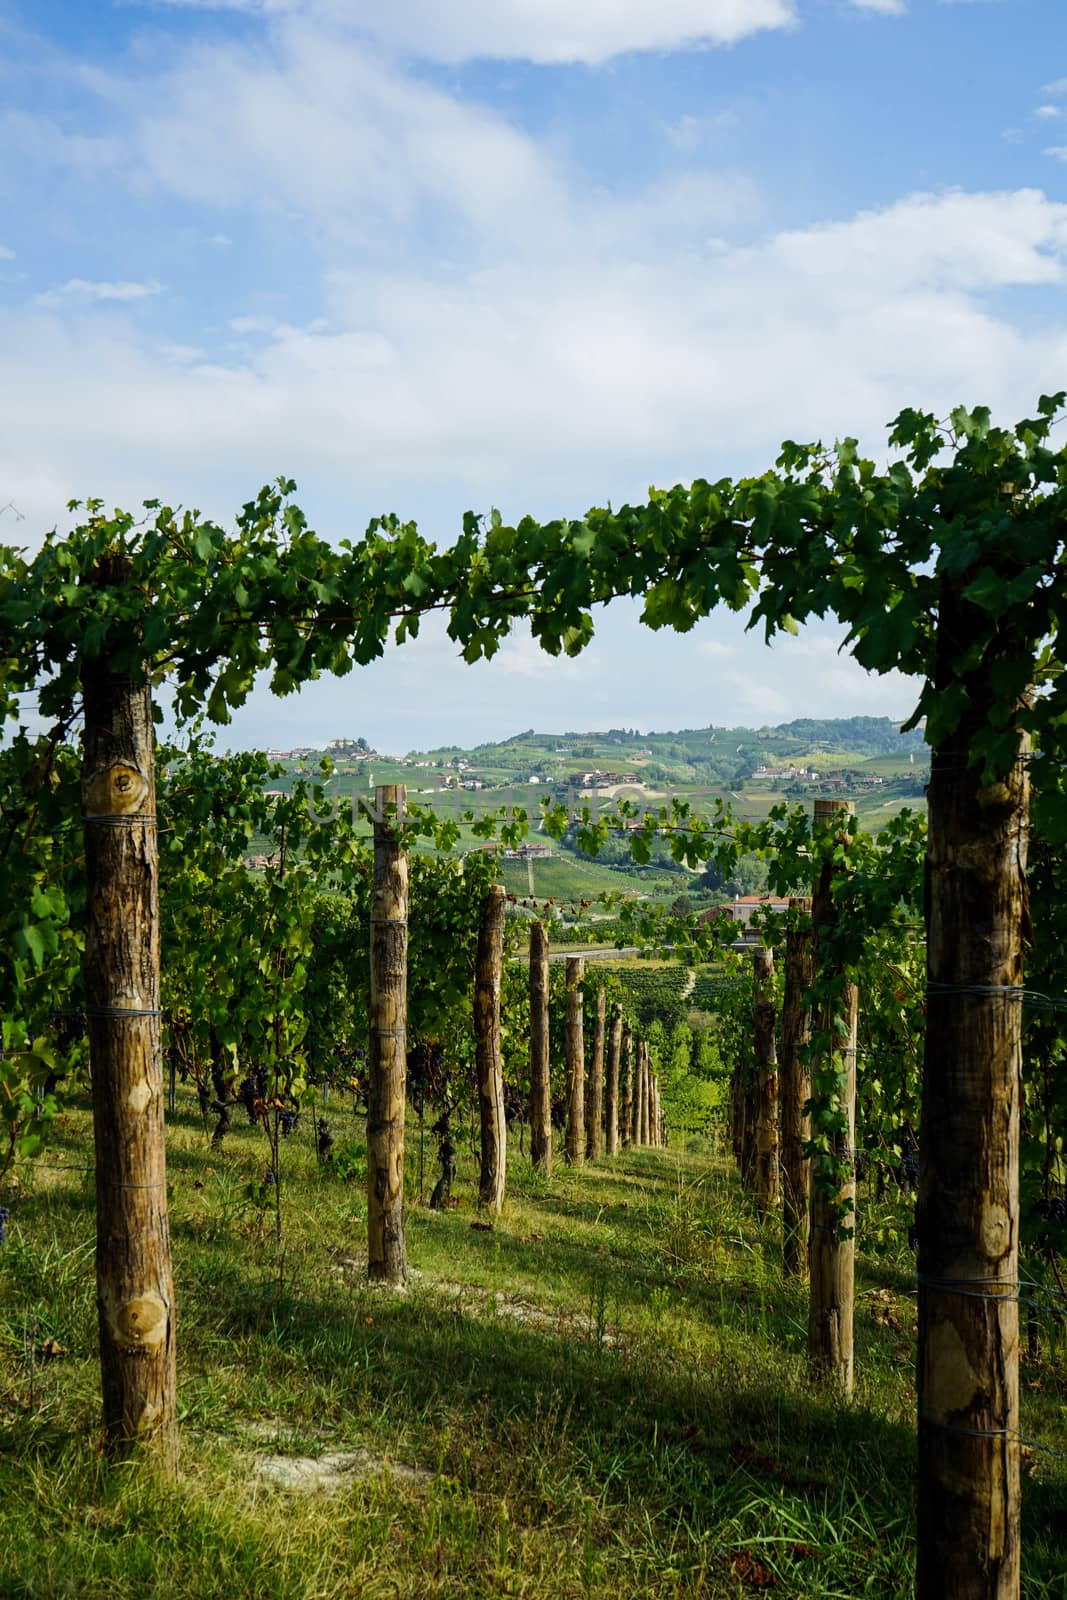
[279, 1108, 299, 1137]
[51, 1009, 85, 1054]
[0, 1206, 9, 1246]
[317, 1119, 334, 1162]
[1027, 1195, 1066, 1257]
[908, 1222, 919, 1253]
[502, 1081, 526, 1132]
[265, 1167, 276, 1187]
[406, 1043, 447, 1117]
[896, 1137, 919, 1195]
[238, 1066, 270, 1123]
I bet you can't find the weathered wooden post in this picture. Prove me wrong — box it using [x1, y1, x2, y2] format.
[586, 985, 606, 1161]
[368, 784, 408, 1283]
[81, 553, 178, 1474]
[620, 1023, 634, 1148]
[564, 956, 585, 1166]
[807, 799, 858, 1393]
[528, 921, 552, 1176]
[605, 1003, 622, 1156]
[475, 884, 507, 1213]
[917, 607, 1029, 1600]
[752, 946, 780, 1221]
[637, 1041, 650, 1146]
[781, 898, 814, 1277]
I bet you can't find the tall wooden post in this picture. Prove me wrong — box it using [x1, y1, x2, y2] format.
[605, 1004, 622, 1156]
[564, 956, 585, 1166]
[82, 555, 178, 1474]
[475, 884, 507, 1213]
[620, 1023, 634, 1148]
[632, 1039, 643, 1146]
[917, 593, 1027, 1600]
[636, 1041, 649, 1146]
[368, 784, 408, 1284]
[586, 986, 606, 1161]
[752, 946, 780, 1221]
[808, 799, 857, 1393]
[528, 921, 552, 1176]
[781, 899, 814, 1278]
[646, 1051, 654, 1146]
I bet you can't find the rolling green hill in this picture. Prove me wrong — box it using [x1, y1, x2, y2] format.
[257, 718, 928, 914]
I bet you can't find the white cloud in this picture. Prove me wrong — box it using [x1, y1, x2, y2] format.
[35, 278, 163, 307]
[4, 184, 1065, 544]
[0, 245, 14, 260]
[1042, 77, 1067, 95]
[129, 32, 571, 257]
[1045, 146, 1067, 162]
[1035, 105, 1062, 119]
[0, 110, 123, 171]
[3, 20, 1067, 747]
[846, 0, 907, 15]
[664, 111, 741, 150]
[143, 0, 797, 63]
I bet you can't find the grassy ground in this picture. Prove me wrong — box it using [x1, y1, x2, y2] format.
[2, 1098, 1065, 1599]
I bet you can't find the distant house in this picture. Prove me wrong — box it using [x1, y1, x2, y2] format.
[704, 895, 793, 940]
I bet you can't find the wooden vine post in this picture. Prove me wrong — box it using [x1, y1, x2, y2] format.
[620, 1023, 634, 1147]
[368, 784, 408, 1284]
[81, 553, 178, 1474]
[807, 799, 858, 1393]
[917, 590, 1029, 1600]
[586, 985, 606, 1161]
[781, 898, 814, 1277]
[528, 921, 552, 1176]
[605, 1003, 622, 1156]
[475, 883, 507, 1213]
[637, 1041, 650, 1146]
[632, 1039, 644, 1146]
[752, 946, 780, 1221]
[564, 956, 585, 1166]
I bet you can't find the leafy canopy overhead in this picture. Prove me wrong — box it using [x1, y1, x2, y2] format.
[445, 397, 1067, 771]
[1, 399, 1063, 779]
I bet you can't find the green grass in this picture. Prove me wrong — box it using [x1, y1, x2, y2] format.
[2, 1100, 1064, 1599]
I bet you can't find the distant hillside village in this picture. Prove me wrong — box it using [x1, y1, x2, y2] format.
[256, 720, 928, 825]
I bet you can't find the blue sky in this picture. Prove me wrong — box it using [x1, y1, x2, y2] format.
[1, 0, 1065, 750]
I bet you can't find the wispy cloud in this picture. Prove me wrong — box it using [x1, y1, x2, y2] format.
[1041, 77, 1067, 95]
[664, 111, 741, 150]
[1, 110, 123, 170]
[0, 245, 15, 261]
[1035, 105, 1062, 119]
[1045, 145, 1067, 162]
[140, 0, 797, 63]
[847, 0, 907, 15]
[35, 278, 163, 306]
